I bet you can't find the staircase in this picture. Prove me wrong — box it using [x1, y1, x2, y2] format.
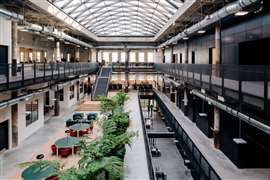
[92, 67, 112, 100]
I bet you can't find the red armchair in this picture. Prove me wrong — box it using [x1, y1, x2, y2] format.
[69, 130, 77, 137]
[51, 144, 57, 155]
[59, 148, 71, 158]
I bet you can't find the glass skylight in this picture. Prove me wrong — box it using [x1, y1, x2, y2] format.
[50, 0, 184, 36]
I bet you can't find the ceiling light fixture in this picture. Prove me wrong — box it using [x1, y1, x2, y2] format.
[183, 37, 189, 40]
[235, 11, 249, 16]
[198, 30, 206, 34]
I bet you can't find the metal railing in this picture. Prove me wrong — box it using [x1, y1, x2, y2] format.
[155, 92, 221, 180]
[112, 62, 155, 71]
[155, 63, 270, 125]
[138, 94, 156, 180]
[0, 62, 99, 92]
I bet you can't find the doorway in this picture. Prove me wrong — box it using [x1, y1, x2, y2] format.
[209, 47, 217, 64]
[172, 54, 177, 63]
[191, 51, 195, 64]
[0, 45, 8, 75]
[0, 120, 9, 151]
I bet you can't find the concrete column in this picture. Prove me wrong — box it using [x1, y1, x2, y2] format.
[170, 46, 174, 63]
[134, 51, 138, 63]
[109, 52, 112, 64]
[56, 41, 61, 62]
[185, 41, 189, 64]
[88, 49, 91, 61]
[124, 48, 130, 92]
[96, 49, 99, 62]
[162, 49, 165, 63]
[11, 91, 18, 148]
[117, 51, 121, 62]
[144, 50, 148, 63]
[75, 46, 80, 62]
[183, 88, 188, 115]
[213, 22, 221, 149]
[12, 22, 18, 62]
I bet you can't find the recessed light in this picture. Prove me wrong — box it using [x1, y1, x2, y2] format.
[198, 30, 206, 34]
[183, 37, 189, 40]
[235, 11, 249, 16]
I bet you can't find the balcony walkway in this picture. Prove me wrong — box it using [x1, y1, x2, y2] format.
[124, 91, 150, 180]
[155, 89, 270, 180]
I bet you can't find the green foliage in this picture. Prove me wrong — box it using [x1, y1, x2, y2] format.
[19, 160, 60, 170]
[20, 92, 134, 180]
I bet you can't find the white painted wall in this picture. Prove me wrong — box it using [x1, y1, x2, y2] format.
[0, 16, 12, 63]
[164, 48, 173, 63]
[17, 93, 44, 144]
[0, 107, 12, 149]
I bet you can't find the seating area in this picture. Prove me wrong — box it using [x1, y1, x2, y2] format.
[47, 112, 98, 158]
[65, 112, 97, 127]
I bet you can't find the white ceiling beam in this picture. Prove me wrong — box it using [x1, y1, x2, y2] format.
[154, 0, 198, 41]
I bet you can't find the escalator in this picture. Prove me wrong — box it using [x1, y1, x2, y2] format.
[92, 67, 112, 100]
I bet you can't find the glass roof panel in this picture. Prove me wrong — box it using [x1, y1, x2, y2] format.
[50, 0, 184, 37]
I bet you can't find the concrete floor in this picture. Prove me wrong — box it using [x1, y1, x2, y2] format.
[0, 105, 78, 180]
[143, 102, 193, 180]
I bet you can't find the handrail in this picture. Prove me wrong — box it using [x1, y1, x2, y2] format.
[137, 93, 156, 180]
[0, 62, 99, 92]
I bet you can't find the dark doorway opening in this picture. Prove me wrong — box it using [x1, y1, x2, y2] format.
[0, 45, 8, 75]
[172, 54, 176, 63]
[191, 51, 195, 64]
[0, 120, 9, 151]
[179, 53, 182, 64]
[239, 37, 270, 65]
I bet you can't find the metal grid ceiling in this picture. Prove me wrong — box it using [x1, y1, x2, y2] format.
[50, 0, 184, 37]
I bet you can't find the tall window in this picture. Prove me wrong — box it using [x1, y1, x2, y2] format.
[70, 85, 75, 99]
[103, 52, 109, 63]
[80, 83, 84, 93]
[20, 51, 24, 62]
[121, 52, 126, 62]
[25, 100, 39, 126]
[130, 52, 136, 62]
[112, 52, 118, 62]
[37, 51, 41, 62]
[29, 51, 33, 62]
[138, 52, 144, 62]
[147, 52, 154, 63]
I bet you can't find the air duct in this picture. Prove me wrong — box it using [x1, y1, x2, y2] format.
[0, 8, 23, 21]
[159, 0, 260, 48]
[191, 89, 270, 135]
[0, 90, 46, 110]
[20, 23, 93, 48]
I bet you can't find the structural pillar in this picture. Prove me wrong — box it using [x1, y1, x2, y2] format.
[213, 22, 221, 149]
[88, 49, 91, 62]
[124, 48, 130, 92]
[56, 41, 61, 62]
[183, 88, 188, 116]
[185, 41, 189, 64]
[12, 22, 18, 76]
[75, 46, 80, 62]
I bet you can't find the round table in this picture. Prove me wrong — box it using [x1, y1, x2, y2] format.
[55, 136, 79, 156]
[21, 164, 57, 180]
[69, 123, 89, 137]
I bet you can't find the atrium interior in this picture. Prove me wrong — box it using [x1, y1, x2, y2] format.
[0, 0, 270, 179]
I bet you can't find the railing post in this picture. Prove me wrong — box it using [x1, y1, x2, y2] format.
[51, 62, 54, 80]
[33, 62, 36, 83]
[6, 64, 9, 89]
[64, 62, 66, 77]
[264, 66, 268, 122]
[22, 63, 24, 86]
[43, 62, 46, 80]
[58, 63, 60, 78]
